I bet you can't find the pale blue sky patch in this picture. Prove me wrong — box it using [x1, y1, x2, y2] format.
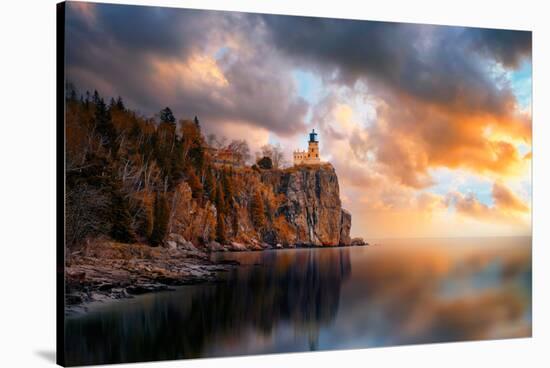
[292, 69, 323, 105]
[517, 143, 530, 157]
[428, 168, 494, 207]
[510, 59, 532, 111]
[214, 46, 229, 60]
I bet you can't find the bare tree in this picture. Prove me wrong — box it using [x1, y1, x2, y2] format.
[65, 183, 110, 249]
[228, 139, 251, 165]
[205, 133, 227, 149]
[259, 143, 287, 169]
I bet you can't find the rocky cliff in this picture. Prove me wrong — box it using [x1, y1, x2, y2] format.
[261, 164, 351, 246]
[147, 163, 351, 250]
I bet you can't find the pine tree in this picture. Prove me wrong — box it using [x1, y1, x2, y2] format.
[222, 169, 234, 204]
[93, 92, 117, 152]
[257, 156, 273, 169]
[92, 90, 101, 105]
[115, 96, 125, 110]
[231, 206, 239, 237]
[214, 184, 226, 216]
[150, 192, 169, 246]
[159, 107, 176, 124]
[188, 143, 205, 173]
[187, 169, 203, 203]
[216, 213, 227, 244]
[109, 182, 136, 243]
[203, 167, 216, 201]
[251, 190, 266, 230]
[169, 139, 185, 185]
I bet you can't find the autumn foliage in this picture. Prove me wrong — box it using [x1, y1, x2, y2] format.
[65, 86, 297, 249]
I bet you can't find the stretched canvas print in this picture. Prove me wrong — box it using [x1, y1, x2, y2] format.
[57, 1, 532, 366]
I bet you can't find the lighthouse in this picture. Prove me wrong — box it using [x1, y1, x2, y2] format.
[293, 129, 322, 165]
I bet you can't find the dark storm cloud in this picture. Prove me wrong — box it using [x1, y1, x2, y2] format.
[65, 2, 307, 136]
[67, 3, 204, 58]
[261, 15, 530, 115]
[463, 28, 532, 68]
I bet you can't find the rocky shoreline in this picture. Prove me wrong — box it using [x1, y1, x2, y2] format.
[64, 240, 240, 315]
[65, 237, 369, 315]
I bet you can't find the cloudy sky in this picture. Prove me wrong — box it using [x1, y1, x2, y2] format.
[65, 1, 532, 238]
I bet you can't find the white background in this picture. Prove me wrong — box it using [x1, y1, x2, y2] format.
[0, 0, 548, 367]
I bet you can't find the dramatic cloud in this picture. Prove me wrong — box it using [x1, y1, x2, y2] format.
[66, 3, 308, 137]
[261, 16, 531, 187]
[464, 28, 532, 68]
[492, 182, 530, 213]
[64, 2, 532, 237]
[446, 182, 529, 223]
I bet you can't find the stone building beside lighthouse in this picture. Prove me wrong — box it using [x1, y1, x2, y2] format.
[293, 129, 322, 165]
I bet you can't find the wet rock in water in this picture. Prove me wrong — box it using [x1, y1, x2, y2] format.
[230, 242, 247, 251]
[275, 243, 283, 249]
[351, 237, 368, 246]
[167, 233, 197, 251]
[180, 240, 197, 251]
[206, 241, 223, 252]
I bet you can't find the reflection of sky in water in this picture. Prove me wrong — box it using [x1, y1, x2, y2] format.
[439, 259, 504, 299]
[65, 237, 531, 366]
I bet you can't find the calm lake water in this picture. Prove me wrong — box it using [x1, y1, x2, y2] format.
[64, 237, 531, 366]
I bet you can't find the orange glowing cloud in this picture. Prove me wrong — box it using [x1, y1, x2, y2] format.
[151, 54, 229, 94]
[368, 93, 531, 189]
[492, 182, 529, 213]
[447, 182, 529, 224]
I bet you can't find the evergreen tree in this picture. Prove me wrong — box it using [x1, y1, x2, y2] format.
[216, 213, 226, 244]
[203, 167, 216, 201]
[159, 107, 176, 124]
[214, 185, 226, 215]
[66, 82, 77, 101]
[231, 206, 239, 237]
[115, 96, 125, 110]
[251, 190, 266, 230]
[93, 92, 117, 152]
[221, 170, 234, 205]
[187, 169, 204, 203]
[150, 192, 169, 246]
[109, 182, 136, 243]
[194, 115, 200, 127]
[188, 143, 205, 173]
[92, 90, 101, 105]
[257, 156, 273, 169]
[168, 139, 185, 186]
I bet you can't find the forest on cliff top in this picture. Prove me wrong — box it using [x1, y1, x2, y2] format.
[65, 86, 339, 251]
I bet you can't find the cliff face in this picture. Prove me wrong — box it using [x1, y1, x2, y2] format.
[260, 164, 352, 246]
[166, 163, 351, 249]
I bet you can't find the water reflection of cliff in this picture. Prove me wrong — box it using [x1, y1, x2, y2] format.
[64, 248, 351, 366]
